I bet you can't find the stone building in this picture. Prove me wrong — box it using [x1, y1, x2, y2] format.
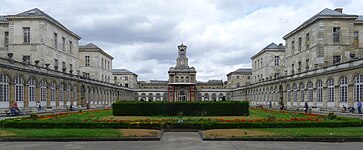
[167, 44, 197, 101]
[231, 8, 363, 110]
[112, 69, 138, 88]
[0, 8, 80, 73]
[226, 68, 252, 88]
[79, 43, 113, 83]
[0, 8, 132, 111]
[251, 43, 285, 83]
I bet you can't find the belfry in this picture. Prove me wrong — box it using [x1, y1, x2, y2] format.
[167, 44, 197, 101]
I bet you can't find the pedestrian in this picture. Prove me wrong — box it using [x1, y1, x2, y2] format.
[36, 101, 41, 111]
[269, 101, 272, 109]
[358, 101, 362, 114]
[304, 102, 309, 113]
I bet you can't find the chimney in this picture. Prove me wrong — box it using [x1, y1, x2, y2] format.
[334, 8, 343, 13]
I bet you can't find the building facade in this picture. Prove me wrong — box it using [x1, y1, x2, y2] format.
[231, 8, 363, 110]
[112, 69, 138, 88]
[79, 43, 113, 83]
[226, 68, 252, 88]
[0, 8, 132, 111]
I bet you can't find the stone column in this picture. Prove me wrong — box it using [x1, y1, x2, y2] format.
[348, 83, 354, 107]
[9, 81, 14, 108]
[35, 83, 40, 106]
[24, 84, 29, 108]
[47, 85, 51, 107]
[334, 85, 339, 110]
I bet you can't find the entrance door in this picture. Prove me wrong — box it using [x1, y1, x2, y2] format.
[178, 90, 187, 102]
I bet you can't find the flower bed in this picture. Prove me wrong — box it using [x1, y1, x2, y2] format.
[1, 108, 362, 129]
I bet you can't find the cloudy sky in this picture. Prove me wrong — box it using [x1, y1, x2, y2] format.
[1, 0, 362, 81]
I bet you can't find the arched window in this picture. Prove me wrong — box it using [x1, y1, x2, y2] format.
[204, 93, 209, 101]
[354, 74, 363, 102]
[197, 93, 202, 101]
[0, 74, 9, 102]
[293, 84, 298, 102]
[50, 82, 56, 101]
[181, 76, 184, 82]
[300, 83, 304, 102]
[211, 93, 217, 101]
[59, 83, 64, 102]
[14, 76, 24, 102]
[218, 93, 224, 101]
[327, 78, 334, 102]
[317, 80, 323, 102]
[186, 76, 189, 82]
[40, 80, 47, 102]
[66, 84, 71, 102]
[307, 81, 313, 102]
[176, 76, 179, 82]
[28, 78, 36, 102]
[155, 93, 161, 101]
[340, 76, 348, 102]
[148, 93, 153, 101]
[141, 93, 146, 101]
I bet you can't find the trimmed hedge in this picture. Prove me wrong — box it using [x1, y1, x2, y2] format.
[1, 119, 362, 129]
[112, 101, 249, 116]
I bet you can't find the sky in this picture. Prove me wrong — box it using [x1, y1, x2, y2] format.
[1, 0, 362, 81]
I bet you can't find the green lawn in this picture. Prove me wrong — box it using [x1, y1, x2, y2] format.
[0, 128, 123, 138]
[50, 109, 305, 121]
[203, 127, 363, 138]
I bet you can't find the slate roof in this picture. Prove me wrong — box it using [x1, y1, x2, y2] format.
[251, 42, 285, 59]
[112, 69, 137, 76]
[0, 16, 7, 23]
[356, 16, 363, 23]
[6, 8, 81, 39]
[283, 8, 358, 39]
[79, 43, 114, 59]
[227, 68, 252, 76]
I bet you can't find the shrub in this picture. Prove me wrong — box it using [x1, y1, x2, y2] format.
[112, 101, 249, 116]
[30, 113, 39, 120]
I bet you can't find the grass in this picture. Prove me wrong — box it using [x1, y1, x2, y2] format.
[203, 127, 363, 138]
[0, 128, 160, 138]
[50, 109, 305, 121]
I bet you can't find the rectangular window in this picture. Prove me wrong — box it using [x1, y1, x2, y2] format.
[298, 61, 301, 72]
[108, 61, 110, 70]
[333, 55, 341, 64]
[333, 27, 340, 43]
[101, 58, 103, 68]
[4, 32, 9, 47]
[69, 41, 72, 54]
[306, 33, 310, 50]
[62, 61, 66, 69]
[291, 41, 295, 54]
[354, 31, 359, 48]
[105, 59, 107, 69]
[125, 84, 129, 88]
[125, 76, 128, 81]
[62, 37, 65, 51]
[54, 59, 58, 67]
[298, 37, 302, 51]
[291, 64, 294, 74]
[23, 55, 30, 63]
[69, 64, 72, 71]
[54, 33, 58, 49]
[237, 76, 240, 79]
[23, 27, 30, 43]
[274, 73, 280, 78]
[274, 56, 280, 66]
[85, 56, 90, 66]
[306, 59, 310, 71]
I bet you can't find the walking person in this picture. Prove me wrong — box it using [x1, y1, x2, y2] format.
[304, 102, 309, 113]
[358, 101, 362, 114]
[269, 101, 272, 109]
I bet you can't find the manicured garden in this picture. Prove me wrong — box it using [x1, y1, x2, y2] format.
[0, 101, 362, 139]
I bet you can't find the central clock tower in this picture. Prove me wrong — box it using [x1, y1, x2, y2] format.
[168, 43, 197, 102]
[176, 44, 188, 67]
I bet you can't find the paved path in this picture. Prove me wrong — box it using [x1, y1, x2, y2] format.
[1, 132, 363, 150]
